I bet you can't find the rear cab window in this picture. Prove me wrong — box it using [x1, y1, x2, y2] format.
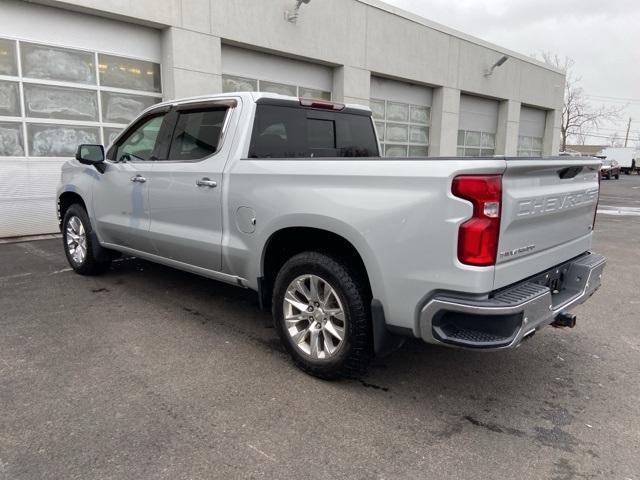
[248, 101, 379, 158]
[167, 108, 228, 161]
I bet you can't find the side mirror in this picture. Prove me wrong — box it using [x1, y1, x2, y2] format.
[75, 144, 106, 173]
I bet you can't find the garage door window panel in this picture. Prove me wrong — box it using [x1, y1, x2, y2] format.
[28, 124, 99, 157]
[258, 80, 297, 97]
[102, 91, 162, 124]
[385, 145, 408, 157]
[410, 105, 430, 125]
[457, 130, 496, 157]
[370, 99, 385, 120]
[167, 108, 228, 161]
[0, 122, 24, 156]
[0, 81, 20, 117]
[410, 126, 429, 144]
[103, 127, 124, 147]
[299, 87, 331, 101]
[98, 54, 161, 93]
[371, 98, 430, 157]
[222, 75, 258, 93]
[21, 42, 96, 85]
[222, 74, 331, 102]
[23, 84, 98, 121]
[0, 37, 163, 157]
[0, 39, 18, 76]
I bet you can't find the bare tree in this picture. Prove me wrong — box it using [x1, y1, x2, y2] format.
[608, 132, 623, 147]
[535, 53, 622, 151]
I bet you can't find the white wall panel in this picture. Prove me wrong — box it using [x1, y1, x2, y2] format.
[519, 106, 546, 138]
[370, 77, 433, 106]
[221, 45, 333, 92]
[459, 95, 499, 133]
[0, 159, 62, 237]
[0, 0, 161, 61]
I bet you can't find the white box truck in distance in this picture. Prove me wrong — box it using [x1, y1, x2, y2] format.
[598, 147, 639, 174]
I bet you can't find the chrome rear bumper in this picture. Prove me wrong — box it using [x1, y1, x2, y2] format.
[419, 253, 606, 349]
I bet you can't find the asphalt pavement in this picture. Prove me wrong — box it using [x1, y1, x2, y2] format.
[1, 175, 639, 480]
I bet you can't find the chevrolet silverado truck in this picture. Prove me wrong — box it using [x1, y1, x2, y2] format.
[57, 92, 606, 379]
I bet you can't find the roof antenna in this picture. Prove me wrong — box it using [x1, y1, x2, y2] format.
[285, 0, 311, 23]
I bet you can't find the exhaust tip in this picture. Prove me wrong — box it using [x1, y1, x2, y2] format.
[552, 312, 577, 329]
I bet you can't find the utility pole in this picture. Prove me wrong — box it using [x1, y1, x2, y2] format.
[624, 117, 632, 147]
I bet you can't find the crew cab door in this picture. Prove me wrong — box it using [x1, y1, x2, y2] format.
[93, 107, 171, 252]
[147, 99, 238, 272]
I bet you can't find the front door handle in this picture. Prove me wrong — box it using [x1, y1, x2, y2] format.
[131, 175, 147, 183]
[196, 178, 217, 188]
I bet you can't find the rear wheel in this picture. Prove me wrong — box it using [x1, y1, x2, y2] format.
[62, 204, 111, 275]
[272, 251, 373, 379]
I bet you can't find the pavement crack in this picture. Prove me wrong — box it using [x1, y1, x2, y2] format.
[463, 415, 526, 438]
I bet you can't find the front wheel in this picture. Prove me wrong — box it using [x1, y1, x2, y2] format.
[62, 204, 111, 275]
[272, 251, 373, 379]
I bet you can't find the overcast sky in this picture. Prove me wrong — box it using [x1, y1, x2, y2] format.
[382, 0, 640, 147]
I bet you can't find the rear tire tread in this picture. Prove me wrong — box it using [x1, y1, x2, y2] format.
[272, 251, 374, 380]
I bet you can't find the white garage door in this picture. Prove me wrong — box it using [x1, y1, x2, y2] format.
[0, 1, 162, 238]
[370, 77, 432, 157]
[518, 106, 546, 157]
[221, 45, 332, 101]
[458, 95, 499, 157]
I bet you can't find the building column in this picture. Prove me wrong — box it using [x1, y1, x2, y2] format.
[496, 100, 520, 155]
[430, 86, 460, 156]
[332, 66, 370, 106]
[161, 27, 222, 100]
[543, 109, 562, 155]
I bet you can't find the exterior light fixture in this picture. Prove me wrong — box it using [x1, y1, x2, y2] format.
[285, 0, 311, 23]
[484, 55, 509, 77]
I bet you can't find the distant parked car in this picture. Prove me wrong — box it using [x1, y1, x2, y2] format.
[600, 158, 620, 180]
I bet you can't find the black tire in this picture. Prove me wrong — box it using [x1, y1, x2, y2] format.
[272, 251, 373, 379]
[615, 173, 620, 180]
[62, 204, 111, 275]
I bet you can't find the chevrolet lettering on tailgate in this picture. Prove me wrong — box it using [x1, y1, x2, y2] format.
[517, 188, 599, 217]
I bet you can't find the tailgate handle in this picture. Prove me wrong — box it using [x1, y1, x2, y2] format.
[558, 166, 583, 179]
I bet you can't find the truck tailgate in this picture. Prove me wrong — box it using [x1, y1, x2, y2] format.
[494, 158, 601, 289]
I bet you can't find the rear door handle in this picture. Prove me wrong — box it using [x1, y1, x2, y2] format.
[131, 175, 147, 183]
[196, 178, 217, 188]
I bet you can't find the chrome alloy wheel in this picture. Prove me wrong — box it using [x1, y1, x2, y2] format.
[283, 274, 346, 360]
[66, 215, 87, 265]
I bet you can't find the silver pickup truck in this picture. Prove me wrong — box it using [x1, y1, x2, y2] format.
[57, 92, 606, 379]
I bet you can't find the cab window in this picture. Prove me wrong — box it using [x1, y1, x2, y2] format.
[166, 108, 228, 161]
[248, 104, 379, 158]
[113, 113, 165, 162]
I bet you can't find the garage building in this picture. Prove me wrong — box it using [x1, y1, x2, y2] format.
[0, 0, 565, 237]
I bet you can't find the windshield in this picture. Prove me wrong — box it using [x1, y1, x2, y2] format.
[601, 159, 612, 166]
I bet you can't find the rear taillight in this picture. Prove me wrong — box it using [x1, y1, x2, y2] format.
[452, 175, 502, 267]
